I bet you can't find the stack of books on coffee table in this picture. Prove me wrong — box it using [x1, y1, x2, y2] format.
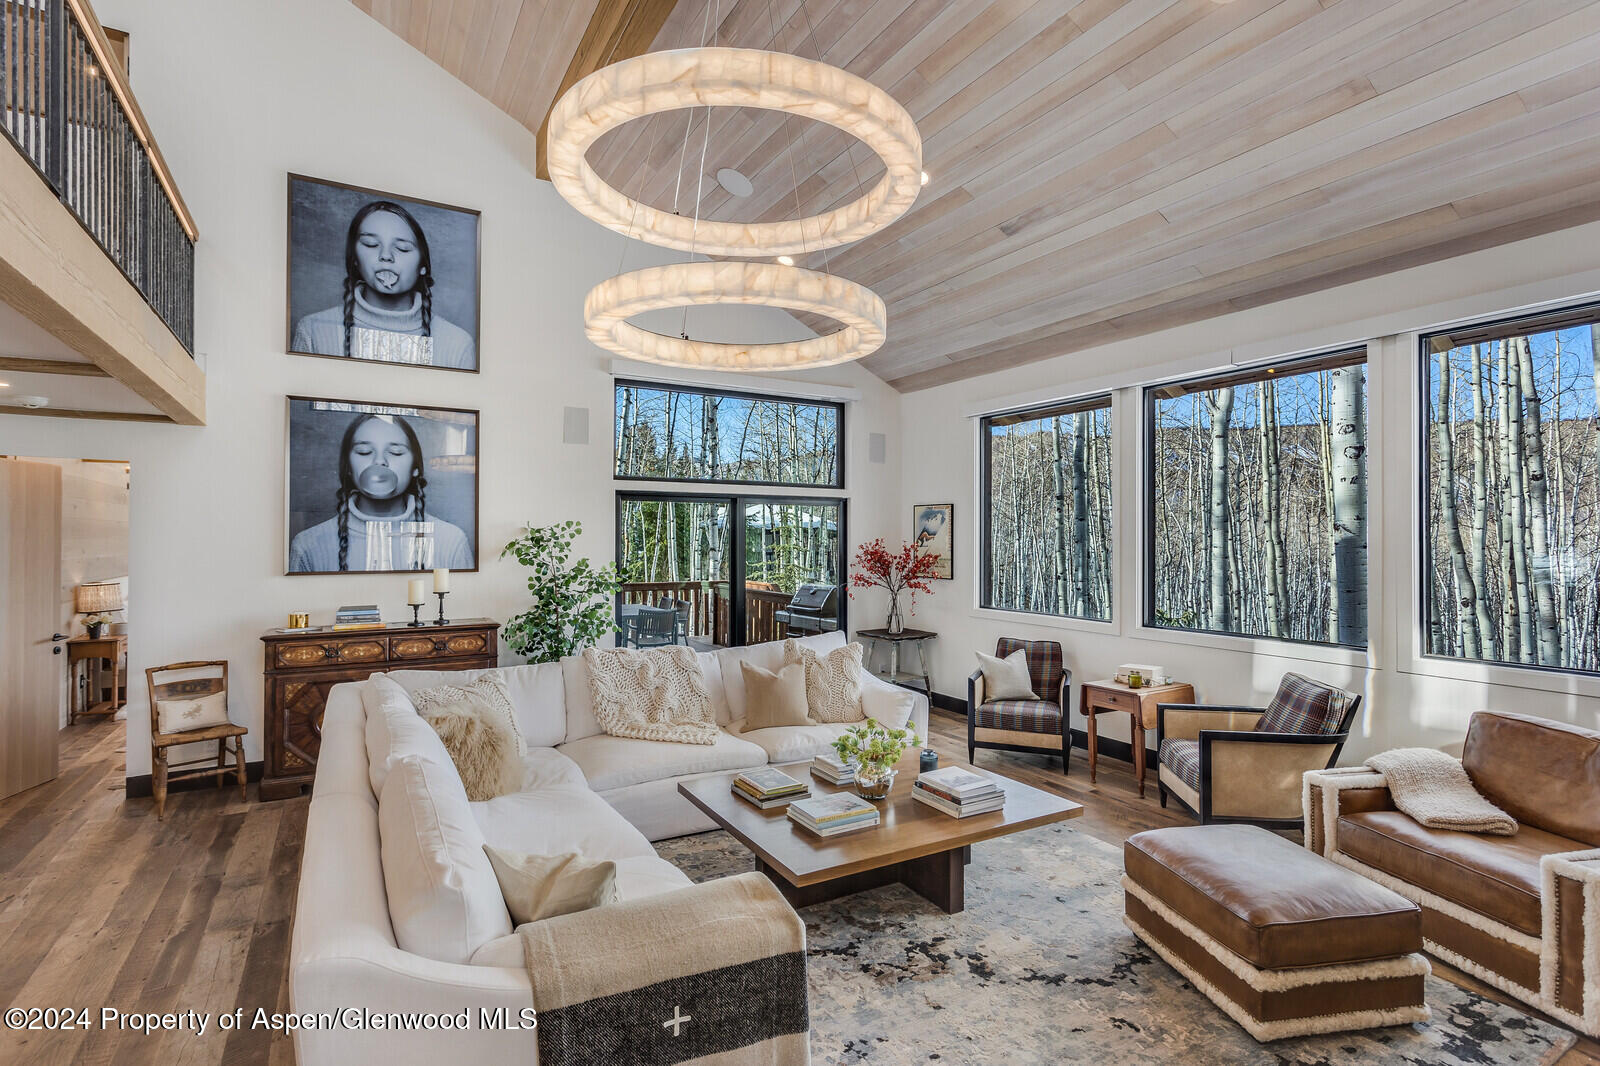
[732, 768, 809, 809]
[809, 750, 855, 786]
[912, 766, 1005, 818]
[786, 793, 880, 838]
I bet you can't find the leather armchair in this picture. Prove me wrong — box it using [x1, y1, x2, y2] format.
[1156, 673, 1360, 829]
[967, 637, 1070, 773]
[1306, 711, 1600, 1039]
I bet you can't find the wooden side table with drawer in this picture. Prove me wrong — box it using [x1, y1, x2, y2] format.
[259, 618, 499, 800]
[1080, 678, 1195, 798]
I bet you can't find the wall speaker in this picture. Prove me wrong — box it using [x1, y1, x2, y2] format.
[868, 432, 886, 463]
[563, 406, 589, 445]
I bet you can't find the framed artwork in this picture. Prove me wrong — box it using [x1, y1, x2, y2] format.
[285, 396, 479, 575]
[913, 503, 953, 580]
[286, 174, 481, 372]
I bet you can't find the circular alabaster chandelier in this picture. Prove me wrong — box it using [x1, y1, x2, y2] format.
[586, 261, 885, 371]
[548, 46, 922, 256]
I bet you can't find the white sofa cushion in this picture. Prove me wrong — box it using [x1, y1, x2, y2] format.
[514, 747, 587, 792]
[557, 730, 767, 792]
[378, 754, 513, 964]
[471, 783, 660, 862]
[389, 662, 567, 749]
[861, 676, 918, 732]
[730, 721, 852, 764]
[363, 674, 455, 798]
[718, 631, 846, 722]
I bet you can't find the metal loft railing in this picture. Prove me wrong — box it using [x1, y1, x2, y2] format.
[0, 0, 195, 352]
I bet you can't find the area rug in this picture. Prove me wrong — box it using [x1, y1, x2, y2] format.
[654, 824, 1578, 1066]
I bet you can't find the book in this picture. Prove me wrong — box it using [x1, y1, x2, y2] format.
[788, 793, 877, 826]
[787, 806, 879, 838]
[913, 776, 1000, 806]
[335, 604, 381, 619]
[331, 621, 386, 631]
[733, 768, 808, 799]
[912, 785, 1005, 818]
[810, 753, 854, 785]
[916, 766, 999, 800]
[733, 784, 807, 810]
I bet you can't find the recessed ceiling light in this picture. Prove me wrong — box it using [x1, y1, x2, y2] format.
[716, 167, 754, 198]
[920, 170, 930, 186]
[776, 254, 795, 267]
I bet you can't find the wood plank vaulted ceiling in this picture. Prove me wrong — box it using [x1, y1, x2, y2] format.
[354, 0, 1600, 392]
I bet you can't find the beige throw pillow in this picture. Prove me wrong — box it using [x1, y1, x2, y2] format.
[783, 639, 866, 724]
[483, 846, 618, 926]
[156, 689, 230, 733]
[738, 660, 813, 732]
[976, 648, 1038, 701]
[412, 673, 526, 756]
[418, 698, 523, 801]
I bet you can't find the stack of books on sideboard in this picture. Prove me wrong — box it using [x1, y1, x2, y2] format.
[333, 604, 384, 631]
[787, 793, 879, 838]
[913, 766, 1005, 817]
[732, 768, 810, 809]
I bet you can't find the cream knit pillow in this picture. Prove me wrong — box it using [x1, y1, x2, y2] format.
[783, 638, 866, 724]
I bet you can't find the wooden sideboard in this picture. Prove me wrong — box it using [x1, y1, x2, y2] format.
[259, 618, 499, 800]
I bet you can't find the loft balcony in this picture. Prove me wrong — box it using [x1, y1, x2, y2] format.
[0, 0, 201, 425]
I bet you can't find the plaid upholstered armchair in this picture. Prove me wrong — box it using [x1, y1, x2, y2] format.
[967, 637, 1070, 774]
[1156, 672, 1361, 829]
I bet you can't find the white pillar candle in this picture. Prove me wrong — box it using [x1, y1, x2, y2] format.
[433, 568, 451, 594]
[407, 578, 426, 606]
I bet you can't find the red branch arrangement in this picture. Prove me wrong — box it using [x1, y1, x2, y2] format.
[849, 538, 941, 614]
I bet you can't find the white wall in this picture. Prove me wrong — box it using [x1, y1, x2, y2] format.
[0, 0, 902, 778]
[897, 219, 1600, 762]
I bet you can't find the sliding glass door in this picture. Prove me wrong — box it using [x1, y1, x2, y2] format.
[616, 492, 846, 649]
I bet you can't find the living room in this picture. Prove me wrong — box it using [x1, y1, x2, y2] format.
[2, 0, 1599, 1063]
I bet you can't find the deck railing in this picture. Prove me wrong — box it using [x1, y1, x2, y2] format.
[619, 581, 800, 647]
[1, 0, 196, 352]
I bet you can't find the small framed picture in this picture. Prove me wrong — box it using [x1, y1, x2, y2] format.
[913, 503, 953, 580]
[286, 174, 480, 372]
[285, 396, 479, 575]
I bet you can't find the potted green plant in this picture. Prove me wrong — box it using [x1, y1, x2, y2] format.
[832, 718, 921, 801]
[501, 521, 621, 664]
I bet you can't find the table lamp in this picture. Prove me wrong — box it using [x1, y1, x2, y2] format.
[76, 581, 124, 636]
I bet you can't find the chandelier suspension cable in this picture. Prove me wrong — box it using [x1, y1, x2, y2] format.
[671, 0, 720, 219]
[795, 0, 866, 233]
[768, 0, 824, 276]
[682, 0, 720, 340]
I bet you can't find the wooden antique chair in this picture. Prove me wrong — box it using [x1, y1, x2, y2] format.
[1156, 672, 1361, 828]
[967, 637, 1071, 774]
[146, 660, 248, 819]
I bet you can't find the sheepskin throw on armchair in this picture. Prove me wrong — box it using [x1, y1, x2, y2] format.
[582, 645, 720, 744]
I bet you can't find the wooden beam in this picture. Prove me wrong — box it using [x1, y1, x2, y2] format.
[0, 357, 111, 377]
[535, 0, 679, 180]
[0, 406, 172, 424]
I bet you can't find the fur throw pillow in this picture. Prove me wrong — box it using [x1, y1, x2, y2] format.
[417, 698, 523, 802]
[783, 639, 866, 724]
[411, 673, 526, 756]
[582, 645, 719, 745]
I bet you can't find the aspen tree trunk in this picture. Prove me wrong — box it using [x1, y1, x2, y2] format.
[1593, 324, 1600, 482]
[1504, 342, 1537, 661]
[1330, 365, 1367, 646]
[1435, 351, 1480, 655]
[1516, 336, 1562, 665]
[1317, 374, 1338, 638]
[1494, 341, 1521, 658]
[1258, 381, 1287, 637]
[618, 386, 635, 475]
[1552, 338, 1568, 642]
[1205, 388, 1234, 631]
[1071, 413, 1090, 616]
[1051, 417, 1068, 612]
[1089, 415, 1112, 613]
[1469, 345, 1498, 659]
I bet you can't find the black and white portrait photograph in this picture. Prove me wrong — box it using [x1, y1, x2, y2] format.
[286, 174, 480, 372]
[286, 397, 479, 575]
[913, 503, 953, 580]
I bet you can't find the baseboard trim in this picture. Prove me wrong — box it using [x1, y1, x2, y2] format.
[125, 760, 265, 799]
[931, 699, 1156, 763]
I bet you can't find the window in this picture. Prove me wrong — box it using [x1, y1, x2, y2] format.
[1146, 351, 1368, 647]
[981, 396, 1113, 620]
[614, 381, 843, 488]
[1422, 303, 1600, 674]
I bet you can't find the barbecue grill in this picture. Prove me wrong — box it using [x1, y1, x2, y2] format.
[774, 583, 840, 634]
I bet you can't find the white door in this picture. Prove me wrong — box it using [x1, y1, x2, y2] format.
[0, 457, 63, 799]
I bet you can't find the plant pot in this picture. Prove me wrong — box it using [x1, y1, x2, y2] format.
[854, 765, 897, 801]
[86, 623, 105, 639]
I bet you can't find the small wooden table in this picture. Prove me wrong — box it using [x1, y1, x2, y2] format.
[1080, 678, 1195, 798]
[678, 755, 1081, 913]
[67, 634, 127, 725]
[856, 628, 935, 695]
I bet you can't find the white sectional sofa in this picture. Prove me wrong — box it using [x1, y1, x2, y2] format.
[290, 631, 927, 1066]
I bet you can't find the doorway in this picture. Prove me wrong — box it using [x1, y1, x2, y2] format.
[615, 491, 847, 650]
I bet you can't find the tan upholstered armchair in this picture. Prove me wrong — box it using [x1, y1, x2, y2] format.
[1156, 672, 1360, 828]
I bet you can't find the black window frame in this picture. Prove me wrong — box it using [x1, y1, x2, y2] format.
[1417, 299, 1600, 679]
[1142, 347, 1369, 650]
[978, 392, 1115, 621]
[613, 378, 846, 490]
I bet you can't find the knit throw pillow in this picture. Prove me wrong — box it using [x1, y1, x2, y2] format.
[418, 698, 523, 802]
[412, 673, 526, 756]
[783, 639, 866, 724]
[582, 645, 720, 745]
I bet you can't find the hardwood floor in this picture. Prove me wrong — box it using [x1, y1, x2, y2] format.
[0, 709, 1593, 1064]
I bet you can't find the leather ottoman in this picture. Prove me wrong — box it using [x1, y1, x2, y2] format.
[1123, 824, 1430, 1041]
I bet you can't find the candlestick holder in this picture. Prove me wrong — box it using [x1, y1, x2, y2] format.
[433, 591, 450, 626]
[407, 603, 425, 627]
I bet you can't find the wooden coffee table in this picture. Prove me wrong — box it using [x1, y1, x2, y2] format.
[678, 756, 1082, 914]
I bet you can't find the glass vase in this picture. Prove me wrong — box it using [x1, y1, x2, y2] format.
[885, 593, 904, 634]
[854, 764, 897, 801]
